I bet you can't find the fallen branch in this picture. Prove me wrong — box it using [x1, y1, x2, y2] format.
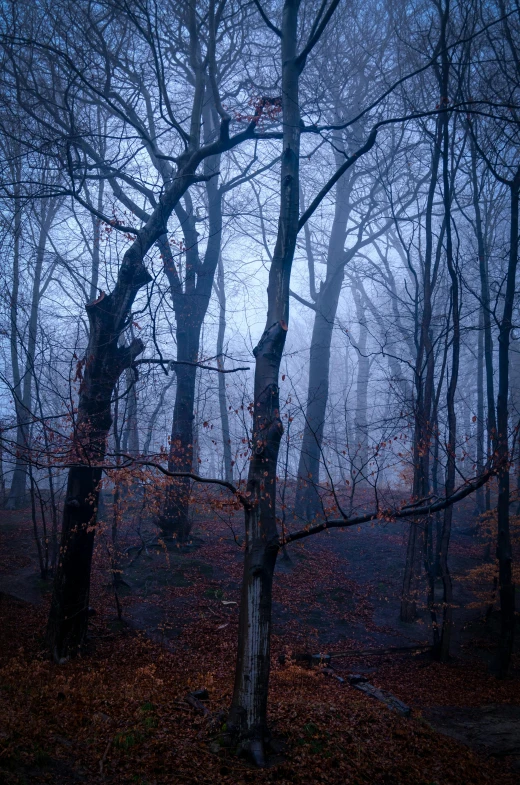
[184, 689, 210, 716]
[99, 737, 112, 776]
[279, 644, 431, 666]
[327, 644, 431, 660]
[347, 674, 411, 717]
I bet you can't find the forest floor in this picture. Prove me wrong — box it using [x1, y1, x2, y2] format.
[1, 498, 520, 784]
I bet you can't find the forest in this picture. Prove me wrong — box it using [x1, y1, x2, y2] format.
[0, 0, 519, 782]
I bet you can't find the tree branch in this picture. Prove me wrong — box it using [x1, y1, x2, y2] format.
[282, 468, 495, 545]
[134, 359, 250, 373]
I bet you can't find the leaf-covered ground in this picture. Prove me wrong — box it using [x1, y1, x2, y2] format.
[0, 505, 519, 784]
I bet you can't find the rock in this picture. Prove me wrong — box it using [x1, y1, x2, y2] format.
[191, 688, 209, 701]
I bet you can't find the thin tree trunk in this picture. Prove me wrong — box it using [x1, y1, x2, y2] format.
[228, 4, 303, 761]
[215, 255, 233, 483]
[476, 306, 485, 513]
[294, 268, 344, 519]
[352, 285, 370, 487]
[437, 59, 459, 661]
[6, 173, 26, 510]
[494, 170, 519, 678]
[158, 335, 200, 542]
[0, 432, 5, 506]
[89, 180, 104, 302]
[143, 375, 175, 455]
[33, 361, 59, 570]
[122, 365, 139, 455]
[470, 133, 496, 507]
[400, 118, 441, 620]
[8, 198, 56, 508]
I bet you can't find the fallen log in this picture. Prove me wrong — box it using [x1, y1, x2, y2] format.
[184, 689, 210, 716]
[279, 644, 430, 666]
[322, 667, 345, 684]
[347, 674, 411, 717]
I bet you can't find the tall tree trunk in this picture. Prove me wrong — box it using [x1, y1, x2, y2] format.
[89, 179, 105, 302]
[470, 133, 496, 507]
[228, 3, 302, 761]
[437, 56, 459, 661]
[8, 199, 56, 508]
[294, 164, 352, 520]
[352, 285, 370, 487]
[294, 267, 344, 520]
[166, 360, 198, 539]
[157, 272, 205, 542]
[476, 306, 485, 513]
[158, 102, 224, 541]
[215, 255, 233, 483]
[400, 118, 441, 620]
[121, 336, 140, 458]
[0, 432, 5, 506]
[510, 335, 520, 513]
[494, 169, 519, 678]
[6, 174, 26, 510]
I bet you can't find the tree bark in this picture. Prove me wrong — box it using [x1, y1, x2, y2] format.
[470, 132, 496, 499]
[228, 2, 302, 761]
[437, 45, 459, 660]
[400, 111, 442, 623]
[158, 103, 224, 542]
[294, 263, 346, 520]
[6, 172, 26, 510]
[352, 284, 370, 487]
[476, 306, 485, 513]
[494, 170, 519, 678]
[215, 254, 233, 483]
[46, 289, 148, 661]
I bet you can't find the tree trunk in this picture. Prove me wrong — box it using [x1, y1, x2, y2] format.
[437, 64, 459, 661]
[476, 306, 485, 513]
[215, 255, 233, 483]
[294, 161, 352, 520]
[494, 171, 519, 678]
[6, 175, 26, 510]
[400, 109, 442, 622]
[159, 356, 199, 542]
[352, 285, 370, 487]
[294, 267, 344, 520]
[89, 180, 104, 302]
[46, 289, 148, 660]
[470, 132, 496, 510]
[158, 102, 224, 541]
[122, 363, 140, 455]
[228, 3, 302, 761]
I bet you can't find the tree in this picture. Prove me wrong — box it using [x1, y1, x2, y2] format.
[1, 0, 275, 660]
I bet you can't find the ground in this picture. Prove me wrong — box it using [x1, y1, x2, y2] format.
[0, 496, 519, 784]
